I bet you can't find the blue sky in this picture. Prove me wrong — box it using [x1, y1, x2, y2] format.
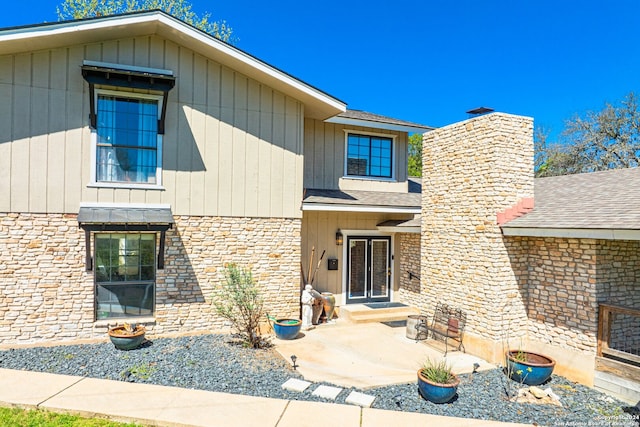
[2, 1, 640, 140]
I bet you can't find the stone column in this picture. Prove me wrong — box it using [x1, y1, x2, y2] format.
[420, 112, 534, 362]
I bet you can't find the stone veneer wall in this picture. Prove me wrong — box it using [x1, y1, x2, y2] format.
[397, 233, 421, 304]
[504, 236, 640, 367]
[504, 236, 599, 353]
[0, 212, 300, 346]
[595, 240, 640, 354]
[421, 113, 534, 359]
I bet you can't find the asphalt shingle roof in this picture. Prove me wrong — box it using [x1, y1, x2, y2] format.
[303, 178, 421, 210]
[336, 110, 434, 131]
[503, 167, 640, 230]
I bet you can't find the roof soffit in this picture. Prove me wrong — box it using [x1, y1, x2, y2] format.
[0, 12, 346, 120]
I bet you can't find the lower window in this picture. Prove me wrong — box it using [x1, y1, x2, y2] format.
[94, 233, 156, 320]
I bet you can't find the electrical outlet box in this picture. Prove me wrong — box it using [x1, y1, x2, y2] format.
[327, 258, 338, 270]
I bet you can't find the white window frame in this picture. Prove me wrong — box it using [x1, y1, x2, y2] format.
[343, 130, 397, 181]
[89, 88, 164, 190]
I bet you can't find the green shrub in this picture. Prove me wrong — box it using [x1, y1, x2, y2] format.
[420, 358, 456, 385]
[213, 264, 269, 349]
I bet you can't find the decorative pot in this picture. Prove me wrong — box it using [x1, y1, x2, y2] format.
[312, 299, 323, 324]
[108, 325, 146, 350]
[321, 292, 336, 321]
[417, 368, 460, 404]
[505, 350, 556, 386]
[273, 319, 302, 340]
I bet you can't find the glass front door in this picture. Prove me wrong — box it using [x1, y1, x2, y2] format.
[346, 236, 391, 303]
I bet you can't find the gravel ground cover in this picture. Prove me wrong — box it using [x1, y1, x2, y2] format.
[0, 333, 637, 426]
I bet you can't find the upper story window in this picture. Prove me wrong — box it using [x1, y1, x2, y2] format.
[81, 61, 175, 189]
[346, 133, 393, 178]
[96, 92, 161, 184]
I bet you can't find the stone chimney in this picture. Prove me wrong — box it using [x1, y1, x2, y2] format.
[420, 112, 534, 362]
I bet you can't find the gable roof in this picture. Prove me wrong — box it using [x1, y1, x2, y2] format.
[0, 10, 346, 120]
[326, 109, 433, 133]
[502, 167, 640, 239]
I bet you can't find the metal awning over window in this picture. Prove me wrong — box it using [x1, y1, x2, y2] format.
[81, 60, 176, 133]
[78, 206, 174, 271]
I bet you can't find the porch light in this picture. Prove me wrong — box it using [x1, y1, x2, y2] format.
[335, 230, 343, 246]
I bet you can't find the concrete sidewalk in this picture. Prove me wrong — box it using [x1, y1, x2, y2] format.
[0, 368, 530, 427]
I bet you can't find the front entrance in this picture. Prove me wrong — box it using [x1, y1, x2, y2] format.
[346, 236, 391, 304]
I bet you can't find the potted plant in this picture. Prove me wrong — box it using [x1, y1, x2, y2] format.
[272, 318, 301, 340]
[417, 358, 460, 403]
[107, 323, 146, 350]
[505, 349, 555, 386]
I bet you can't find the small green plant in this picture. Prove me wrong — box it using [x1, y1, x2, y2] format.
[214, 264, 269, 349]
[121, 362, 156, 381]
[420, 358, 456, 385]
[512, 349, 527, 362]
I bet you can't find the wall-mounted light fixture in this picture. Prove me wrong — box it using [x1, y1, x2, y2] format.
[335, 230, 343, 246]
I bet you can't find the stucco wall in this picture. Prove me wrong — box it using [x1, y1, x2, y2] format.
[0, 212, 300, 346]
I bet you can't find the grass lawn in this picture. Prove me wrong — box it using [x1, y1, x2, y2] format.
[0, 406, 145, 426]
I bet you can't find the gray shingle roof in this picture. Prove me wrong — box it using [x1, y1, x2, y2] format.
[503, 167, 640, 230]
[335, 110, 433, 131]
[303, 178, 421, 210]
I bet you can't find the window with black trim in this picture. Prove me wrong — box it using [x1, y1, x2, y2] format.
[94, 233, 155, 320]
[95, 91, 161, 184]
[346, 133, 393, 178]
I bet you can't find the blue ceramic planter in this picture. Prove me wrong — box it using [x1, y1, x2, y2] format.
[273, 319, 301, 340]
[417, 369, 460, 404]
[506, 350, 555, 386]
[108, 326, 146, 350]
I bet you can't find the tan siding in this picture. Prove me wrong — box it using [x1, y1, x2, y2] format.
[301, 211, 413, 306]
[0, 77, 12, 211]
[304, 119, 408, 190]
[2, 36, 303, 219]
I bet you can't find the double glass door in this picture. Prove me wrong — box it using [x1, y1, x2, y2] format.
[346, 236, 391, 303]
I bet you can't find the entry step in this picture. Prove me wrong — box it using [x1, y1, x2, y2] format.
[339, 303, 420, 324]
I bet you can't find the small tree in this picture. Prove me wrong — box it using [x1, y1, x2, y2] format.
[56, 0, 234, 43]
[407, 133, 423, 177]
[214, 264, 269, 349]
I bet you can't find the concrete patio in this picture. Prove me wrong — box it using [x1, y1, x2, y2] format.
[273, 318, 495, 389]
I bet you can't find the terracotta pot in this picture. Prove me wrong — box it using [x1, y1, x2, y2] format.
[321, 292, 336, 320]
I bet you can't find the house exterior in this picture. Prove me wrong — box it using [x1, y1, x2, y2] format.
[0, 11, 430, 345]
[416, 113, 639, 403]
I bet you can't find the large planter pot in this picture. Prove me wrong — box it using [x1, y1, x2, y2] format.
[108, 325, 146, 350]
[321, 292, 336, 321]
[505, 350, 556, 386]
[273, 319, 302, 340]
[417, 369, 460, 404]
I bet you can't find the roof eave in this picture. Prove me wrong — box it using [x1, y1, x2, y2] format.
[324, 116, 434, 133]
[501, 226, 640, 240]
[0, 11, 346, 120]
[302, 203, 420, 214]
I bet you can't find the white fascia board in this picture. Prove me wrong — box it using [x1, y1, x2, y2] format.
[302, 203, 420, 214]
[0, 12, 346, 116]
[152, 14, 346, 114]
[325, 116, 433, 134]
[377, 226, 421, 233]
[501, 227, 640, 241]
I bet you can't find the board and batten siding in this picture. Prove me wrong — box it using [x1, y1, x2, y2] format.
[0, 35, 304, 219]
[301, 210, 413, 306]
[303, 118, 408, 190]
